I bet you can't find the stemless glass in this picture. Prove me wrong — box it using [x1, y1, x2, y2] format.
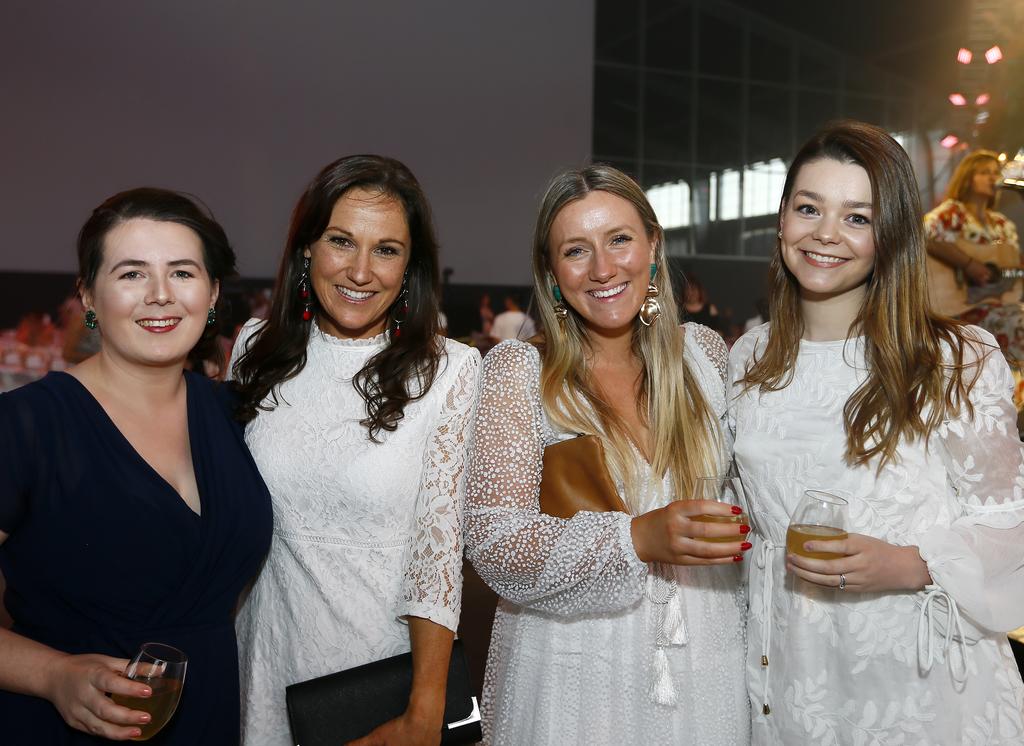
[111, 643, 188, 741]
[691, 475, 747, 542]
[786, 490, 849, 559]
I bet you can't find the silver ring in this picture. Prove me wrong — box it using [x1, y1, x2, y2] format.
[838, 573, 847, 591]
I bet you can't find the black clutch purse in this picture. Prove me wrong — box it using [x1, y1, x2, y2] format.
[284, 639, 482, 745]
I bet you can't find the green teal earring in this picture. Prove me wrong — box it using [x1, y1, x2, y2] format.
[206, 307, 216, 326]
[551, 284, 568, 322]
[84, 309, 98, 329]
[649, 263, 657, 281]
[552, 285, 562, 302]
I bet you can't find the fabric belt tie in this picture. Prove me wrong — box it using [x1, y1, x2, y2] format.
[917, 584, 968, 684]
[756, 539, 779, 716]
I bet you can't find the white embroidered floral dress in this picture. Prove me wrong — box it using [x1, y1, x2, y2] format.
[465, 324, 749, 746]
[230, 319, 480, 746]
[729, 323, 1024, 745]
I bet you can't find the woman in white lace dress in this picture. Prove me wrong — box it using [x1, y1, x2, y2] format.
[729, 121, 1024, 744]
[229, 155, 480, 746]
[465, 165, 751, 745]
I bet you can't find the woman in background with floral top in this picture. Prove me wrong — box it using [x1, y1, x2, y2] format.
[465, 164, 750, 745]
[731, 121, 1024, 744]
[229, 155, 480, 746]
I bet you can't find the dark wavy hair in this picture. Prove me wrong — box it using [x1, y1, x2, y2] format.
[232, 155, 445, 438]
[77, 187, 237, 370]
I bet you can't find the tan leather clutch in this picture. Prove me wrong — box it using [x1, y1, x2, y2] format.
[538, 434, 629, 518]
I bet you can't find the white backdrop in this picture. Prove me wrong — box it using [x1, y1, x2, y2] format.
[0, 1, 594, 284]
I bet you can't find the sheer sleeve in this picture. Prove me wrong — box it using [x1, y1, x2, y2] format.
[914, 327, 1024, 637]
[686, 322, 729, 384]
[0, 391, 37, 533]
[464, 341, 647, 617]
[398, 346, 482, 632]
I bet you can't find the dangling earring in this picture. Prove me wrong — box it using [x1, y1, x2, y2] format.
[552, 284, 568, 323]
[638, 263, 661, 327]
[391, 274, 410, 339]
[84, 309, 98, 329]
[298, 255, 313, 321]
[777, 229, 783, 239]
[206, 307, 217, 326]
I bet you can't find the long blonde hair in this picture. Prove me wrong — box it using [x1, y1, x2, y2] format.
[944, 149, 1000, 209]
[531, 165, 723, 509]
[742, 121, 980, 469]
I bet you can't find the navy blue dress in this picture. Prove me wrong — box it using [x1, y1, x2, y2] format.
[0, 371, 273, 745]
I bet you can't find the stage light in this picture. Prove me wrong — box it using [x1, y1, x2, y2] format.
[940, 134, 960, 149]
[985, 45, 1003, 64]
[948, 93, 967, 106]
[999, 153, 1008, 162]
[957, 47, 973, 64]
[975, 93, 991, 105]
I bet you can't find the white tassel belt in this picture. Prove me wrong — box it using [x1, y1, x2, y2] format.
[917, 584, 969, 684]
[756, 539, 779, 716]
[647, 563, 688, 706]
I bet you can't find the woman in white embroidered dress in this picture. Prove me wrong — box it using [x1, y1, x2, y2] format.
[729, 121, 1024, 744]
[465, 165, 750, 745]
[229, 155, 480, 746]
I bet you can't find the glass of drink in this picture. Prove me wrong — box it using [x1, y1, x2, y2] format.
[786, 490, 849, 559]
[691, 475, 747, 542]
[112, 642, 187, 741]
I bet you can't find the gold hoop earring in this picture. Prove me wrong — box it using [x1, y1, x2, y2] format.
[638, 263, 661, 327]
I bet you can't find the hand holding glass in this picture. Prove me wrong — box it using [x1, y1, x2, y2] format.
[691, 475, 748, 542]
[111, 643, 187, 741]
[786, 490, 848, 559]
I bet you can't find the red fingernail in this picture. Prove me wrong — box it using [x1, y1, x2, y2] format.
[731, 506, 743, 515]
[741, 542, 752, 551]
[130, 730, 141, 738]
[733, 555, 743, 562]
[740, 525, 750, 534]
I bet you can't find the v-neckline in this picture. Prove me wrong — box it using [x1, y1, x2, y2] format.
[54, 371, 204, 519]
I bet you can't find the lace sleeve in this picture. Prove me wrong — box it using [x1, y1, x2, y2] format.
[914, 328, 1024, 636]
[685, 322, 728, 383]
[464, 341, 647, 617]
[398, 346, 481, 632]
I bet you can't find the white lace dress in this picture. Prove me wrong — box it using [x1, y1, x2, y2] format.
[229, 319, 481, 746]
[465, 324, 749, 746]
[729, 324, 1024, 745]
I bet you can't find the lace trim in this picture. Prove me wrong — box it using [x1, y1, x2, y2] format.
[686, 322, 728, 383]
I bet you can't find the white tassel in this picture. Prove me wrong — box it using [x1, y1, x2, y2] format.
[660, 592, 688, 646]
[650, 648, 677, 706]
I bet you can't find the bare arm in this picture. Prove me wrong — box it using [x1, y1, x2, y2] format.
[345, 617, 454, 746]
[926, 239, 993, 284]
[0, 530, 151, 740]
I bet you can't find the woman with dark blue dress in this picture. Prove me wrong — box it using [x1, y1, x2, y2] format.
[0, 188, 273, 743]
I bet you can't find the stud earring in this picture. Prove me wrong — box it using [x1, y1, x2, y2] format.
[638, 263, 661, 327]
[299, 255, 313, 321]
[206, 307, 216, 326]
[84, 309, 98, 330]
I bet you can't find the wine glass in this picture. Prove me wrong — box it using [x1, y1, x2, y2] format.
[786, 490, 849, 559]
[111, 643, 188, 741]
[691, 475, 747, 542]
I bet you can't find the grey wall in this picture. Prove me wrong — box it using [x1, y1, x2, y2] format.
[0, 1, 594, 284]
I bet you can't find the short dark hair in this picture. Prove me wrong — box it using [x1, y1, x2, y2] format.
[77, 187, 236, 290]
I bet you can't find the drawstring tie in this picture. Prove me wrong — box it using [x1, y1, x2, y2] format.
[647, 563, 688, 705]
[917, 585, 968, 684]
[756, 539, 779, 715]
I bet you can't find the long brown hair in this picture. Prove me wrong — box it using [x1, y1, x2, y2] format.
[944, 149, 1000, 209]
[532, 165, 723, 508]
[741, 121, 981, 468]
[232, 155, 444, 438]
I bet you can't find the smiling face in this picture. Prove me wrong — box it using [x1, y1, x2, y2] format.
[780, 158, 876, 307]
[969, 158, 1001, 201]
[82, 218, 218, 368]
[305, 187, 411, 340]
[548, 190, 657, 340]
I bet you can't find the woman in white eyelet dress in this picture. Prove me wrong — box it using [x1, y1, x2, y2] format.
[465, 165, 749, 746]
[729, 122, 1024, 745]
[229, 155, 481, 746]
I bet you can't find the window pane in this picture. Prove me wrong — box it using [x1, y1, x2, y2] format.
[697, 78, 742, 166]
[645, 0, 693, 72]
[796, 89, 839, 143]
[595, 0, 639, 64]
[749, 84, 792, 163]
[698, 9, 742, 77]
[749, 33, 791, 84]
[643, 72, 692, 163]
[593, 65, 639, 159]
